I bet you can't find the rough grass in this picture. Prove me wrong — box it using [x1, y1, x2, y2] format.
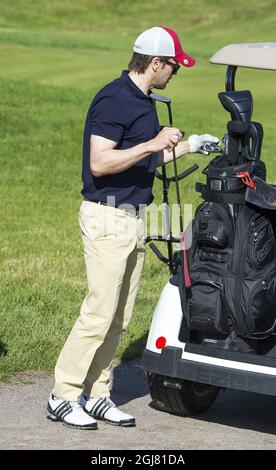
[1, 0, 276, 380]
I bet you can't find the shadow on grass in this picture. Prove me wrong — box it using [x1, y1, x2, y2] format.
[121, 332, 148, 362]
[111, 332, 149, 407]
[0, 341, 8, 357]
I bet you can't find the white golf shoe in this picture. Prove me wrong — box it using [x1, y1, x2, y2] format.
[79, 396, 136, 427]
[47, 393, 98, 430]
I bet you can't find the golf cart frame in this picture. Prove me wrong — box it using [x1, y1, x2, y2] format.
[142, 43, 276, 416]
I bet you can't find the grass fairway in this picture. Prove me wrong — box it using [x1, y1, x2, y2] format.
[1, 0, 276, 380]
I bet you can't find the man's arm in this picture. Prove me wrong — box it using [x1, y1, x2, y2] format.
[156, 140, 191, 166]
[90, 127, 182, 177]
[156, 133, 221, 166]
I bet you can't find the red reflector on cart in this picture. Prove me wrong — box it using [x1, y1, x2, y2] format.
[156, 336, 167, 349]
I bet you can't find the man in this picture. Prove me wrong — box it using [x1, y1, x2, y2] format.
[47, 26, 219, 430]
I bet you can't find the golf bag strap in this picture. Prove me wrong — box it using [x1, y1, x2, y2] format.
[196, 182, 246, 204]
[180, 233, 191, 289]
[177, 240, 191, 343]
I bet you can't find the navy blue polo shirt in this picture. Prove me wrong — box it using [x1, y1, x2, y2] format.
[81, 70, 160, 207]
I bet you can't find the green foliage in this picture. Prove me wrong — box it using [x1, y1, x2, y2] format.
[1, 0, 276, 380]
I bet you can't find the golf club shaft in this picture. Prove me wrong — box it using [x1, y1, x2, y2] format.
[166, 102, 184, 233]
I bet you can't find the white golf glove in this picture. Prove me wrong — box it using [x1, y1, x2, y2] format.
[188, 134, 220, 155]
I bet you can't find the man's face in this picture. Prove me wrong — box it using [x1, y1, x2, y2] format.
[153, 58, 180, 90]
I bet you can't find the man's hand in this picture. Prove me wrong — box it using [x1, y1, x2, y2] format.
[188, 134, 220, 155]
[149, 127, 183, 153]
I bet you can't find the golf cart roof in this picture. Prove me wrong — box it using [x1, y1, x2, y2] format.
[210, 43, 276, 70]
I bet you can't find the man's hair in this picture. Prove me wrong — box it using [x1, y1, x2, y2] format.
[128, 52, 156, 74]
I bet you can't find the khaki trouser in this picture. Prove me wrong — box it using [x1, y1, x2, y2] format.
[53, 200, 146, 401]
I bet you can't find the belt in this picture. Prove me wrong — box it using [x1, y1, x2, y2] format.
[84, 198, 141, 216]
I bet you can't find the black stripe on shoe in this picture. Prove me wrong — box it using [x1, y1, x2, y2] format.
[54, 402, 72, 419]
[90, 398, 112, 419]
[48, 399, 72, 420]
[59, 405, 72, 420]
[90, 398, 106, 415]
[89, 398, 102, 415]
[98, 403, 112, 419]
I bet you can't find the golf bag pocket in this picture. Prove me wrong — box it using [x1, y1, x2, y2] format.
[225, 264, 276, 339]
[249, 267, 276, 337]
[188, 273, 231, 335]
[194, 202, 234, 250]
[196, 219, 228, 248]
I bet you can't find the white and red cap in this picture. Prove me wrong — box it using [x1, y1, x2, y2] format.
[133, 26, 196, 68]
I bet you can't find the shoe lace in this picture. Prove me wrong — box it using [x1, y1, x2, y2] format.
[69, 401, 83, 410]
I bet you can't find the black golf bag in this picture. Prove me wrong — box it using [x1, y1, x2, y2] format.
[178, 90, 276, 342]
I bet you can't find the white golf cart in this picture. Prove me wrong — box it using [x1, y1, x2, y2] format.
[142, 43, 276, 416]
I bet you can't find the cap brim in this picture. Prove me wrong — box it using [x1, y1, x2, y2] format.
[175, 52, 196, 68]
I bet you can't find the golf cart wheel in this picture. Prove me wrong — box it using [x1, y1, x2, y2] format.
[147, 372, 220, 416]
